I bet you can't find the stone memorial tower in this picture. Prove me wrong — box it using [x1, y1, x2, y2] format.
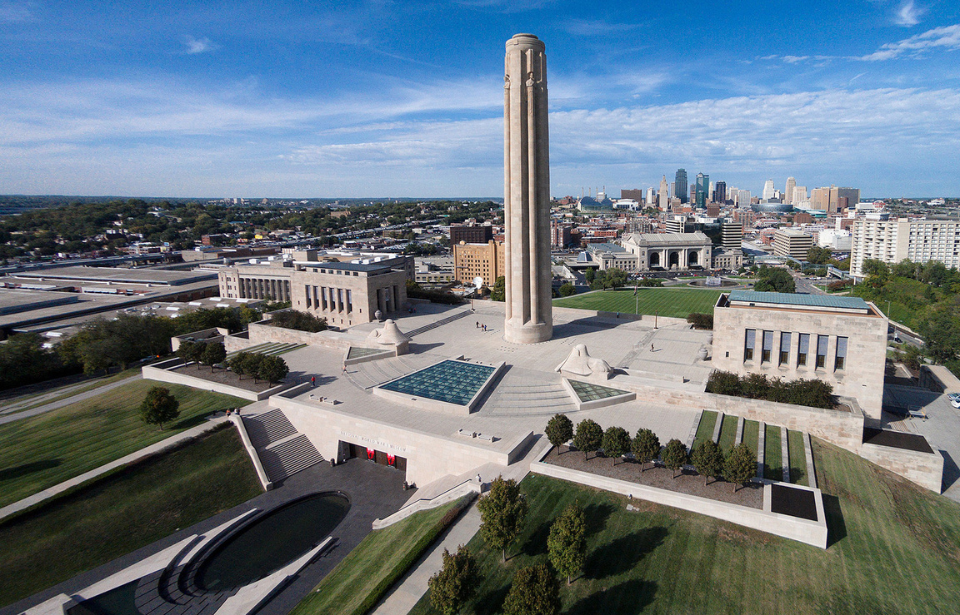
[503, 33, 552, 344]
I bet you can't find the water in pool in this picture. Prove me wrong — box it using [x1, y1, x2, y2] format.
[195, 492, 350, 591]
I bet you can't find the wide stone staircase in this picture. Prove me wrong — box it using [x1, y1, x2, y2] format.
[347, 354, 437, 390]
[242, 409, 324, 482]
[481, 368, 578, 416]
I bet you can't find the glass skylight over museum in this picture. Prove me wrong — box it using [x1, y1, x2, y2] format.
[380, 360, 496, 406]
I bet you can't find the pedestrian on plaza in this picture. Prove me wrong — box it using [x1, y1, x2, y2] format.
[342, 364, 347, 374]
[476, 321, 479, 328]
[311, 376, 316, 387]
[651, 343, 655, 352]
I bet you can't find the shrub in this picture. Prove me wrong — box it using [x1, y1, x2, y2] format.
[558, 283, 576, 297]
[724, 443, 757, 492]
[691, 440, 725, 485]
[267, 310, 328, 333]
[686, 312, 714, 330]
[572, 419, 603, 460]
[707, 370, 834, 409]
[706, 370, 741, 396]
[545, 414, 574, 452]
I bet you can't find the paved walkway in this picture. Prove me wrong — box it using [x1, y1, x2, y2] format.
[0, 374, 142, 425]
[371, 505, 482, 615]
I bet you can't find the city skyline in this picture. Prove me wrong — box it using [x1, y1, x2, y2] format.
[2, 1, 960, 198]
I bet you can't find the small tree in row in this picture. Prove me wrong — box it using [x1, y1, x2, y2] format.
[632, 428, 661, 472]
[601, 426, 631, 465]
[226, 352, 289, 385]
[545, 414, 573, 453]
[572, 418, 602, 460]
[428, 545, 480, 615]
[725, 443, 758, 492]
[691, 440, 725, 485]
[662, 439, 688, 479]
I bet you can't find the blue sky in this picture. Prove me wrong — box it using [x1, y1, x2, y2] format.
[2, 1, 959, 199]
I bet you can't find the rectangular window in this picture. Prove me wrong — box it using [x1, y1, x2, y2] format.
[305, 285, 312, 308]
[762, 330, 773, 363]
[816, 335, 828, 369]
[347, 289, 353, 313]
[836, 336, 847, 370]
[780, 332, 791, 365]
[798, 334, 809, 366]
[744, 329, 756, 361]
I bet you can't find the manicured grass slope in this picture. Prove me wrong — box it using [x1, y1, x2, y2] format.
[290, 501, 460, 615]
[692, 411, 717, 449]
[0, 427, 261, 607]
[411, 440, 960, 614]
[0, 379, 249, 508]
[788, 430, 807, 486]
[553, 288, 724, 319]
[764, 425, 782, 480]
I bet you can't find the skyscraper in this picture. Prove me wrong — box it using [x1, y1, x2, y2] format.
[503, 33, 551, 344]
[695, 173, 709, 208]
[675, 168, 688, 204]
[785, 177, 796, 205]
[715, 181, 727, 204]
[658, 176, 669, 211]
[762, 179, 775, 201]
[793, 185, 807, 204]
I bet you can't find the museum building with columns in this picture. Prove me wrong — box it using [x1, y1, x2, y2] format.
[622, 232, 713, 271]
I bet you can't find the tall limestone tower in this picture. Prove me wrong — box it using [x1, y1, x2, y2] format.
[503, 33, 552, 344]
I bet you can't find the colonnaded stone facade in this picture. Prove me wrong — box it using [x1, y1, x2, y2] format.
[712, 291, 888, 420]
[621, 232, 713, 270]
[218, 255, 410, 328]
[503, 33, 552, 344]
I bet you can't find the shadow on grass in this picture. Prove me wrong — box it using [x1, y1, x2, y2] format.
[567, 579, 658, 614]
[471, 583, 511, 615]
[170, 412, 216, 431]
[583, 501, 615, 537]
[822, 494, 847, 547]
[521, 521, 552, 557]
[585, 526, 667, 580]
[0, 459, 61, 482]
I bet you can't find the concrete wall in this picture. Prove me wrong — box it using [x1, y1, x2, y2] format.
[530, 460, 828, 549]
[712, 301, 887, 419]
[269, 393, 531, 488]
[859, 442, 944, 493]
[171, 327, 228, 352]
[142, 362, 296, 401]
[920, 365, 960, 394]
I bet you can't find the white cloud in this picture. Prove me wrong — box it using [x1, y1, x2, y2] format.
[183, 36, 216, 54]
[894, 1, 924, 27]
[560, 18, 645, 37]
[860, 23, 960, 60]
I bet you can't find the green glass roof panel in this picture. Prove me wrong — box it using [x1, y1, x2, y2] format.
[728, 291, 869, 310]
[568, 379, 630, 402]
[380, 360, 496, 406]
[347, 346, 389, 359]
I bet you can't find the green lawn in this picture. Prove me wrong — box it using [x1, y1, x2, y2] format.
[411, 440, 960, 614]
[788, 431, 808, 486]
[0, 426, 261, 607]
[763, 425, 783, 481]
[553, 288, 725, 319]
[0, 368, 141, 415]
[291, 499, 466, 615]
[717, 415, 739, 452]
[692, 411, 718, 450]
[741, 420, 760, 459]
[0, 378, 249, 509]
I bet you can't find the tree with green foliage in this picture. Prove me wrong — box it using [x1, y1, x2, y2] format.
[691, 440, 726, 485]
[545, 414, 573, 453]
[139, 386, 180, 431]
[573, 418, 603, 460]
[919, 306, 960, 363]
[176, 340, 198, 364]
[604, 267, 628, 290]
[227, 352, 249, 379]
[547, 503, 586, 585]
[501, 563, 561, 615]
[490, 276, 506, 302]
[558, 282, 576, 297]
[686, 313, 713, 330]
[754, 267, 796, 293]
[257, 354, 289, 385]
[631, 428, 661, 472]
[724, 443, 757, 492]
[268, 310, 328, 333]
[806, 245, 832, 264]
[201, 341, 226, 370]
[241, 352, 265, 383]
[0, 333, 65, 391]
[428, 545, 480, 615]
[585, 268, 596, 283]
[862, 259, 890, 279]
[601, 426, 631, 465]
[477, 476, 527, 563]
[662, 439, 688, 478]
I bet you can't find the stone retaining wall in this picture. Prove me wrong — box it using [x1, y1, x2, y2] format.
[142, 362, 295, 401]
[859, 442, 944, 493]
[530, 459, 827, 549]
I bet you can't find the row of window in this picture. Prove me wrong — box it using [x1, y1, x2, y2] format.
[744, 330, 847, 371]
